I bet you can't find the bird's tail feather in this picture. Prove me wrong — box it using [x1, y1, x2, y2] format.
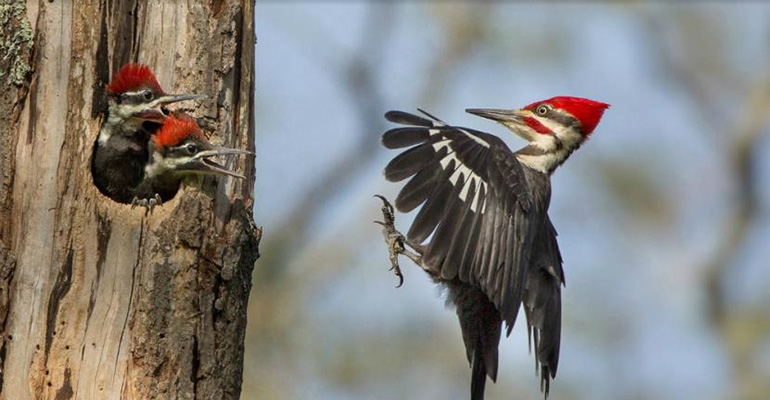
[448, 281, 502, 400]
[471, 344, 488, 400]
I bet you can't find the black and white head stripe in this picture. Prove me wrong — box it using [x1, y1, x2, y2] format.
[382, 110, 551, 332]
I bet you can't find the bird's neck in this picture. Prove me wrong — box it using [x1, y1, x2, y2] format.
[97, 104, 146, 146]
[142, 154, 184, 196]
[514, 142, 581, 175]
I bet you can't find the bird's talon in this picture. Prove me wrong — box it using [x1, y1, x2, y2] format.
[394, 270, 404, 288]
[375, 194, 412, 287]
[130, 194, 163, 214]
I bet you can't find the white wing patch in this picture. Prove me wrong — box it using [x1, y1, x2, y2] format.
[429, 128, 488, 212]
[459, 128, 490, 148]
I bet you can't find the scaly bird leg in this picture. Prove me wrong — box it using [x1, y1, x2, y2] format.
[374, 194, 425, 288]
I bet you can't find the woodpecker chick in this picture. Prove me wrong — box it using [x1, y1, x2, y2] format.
[92, 63, 203, 203]
[379, 96, 609, 399]
[131, 114, 251, 205]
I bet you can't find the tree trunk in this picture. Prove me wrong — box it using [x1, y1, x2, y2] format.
[0, 1, 260, 399]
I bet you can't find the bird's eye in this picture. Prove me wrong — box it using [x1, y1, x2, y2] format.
[143, 91, 154, 101]
[536, 105, 550, 116]
[186, 144, 198, 154]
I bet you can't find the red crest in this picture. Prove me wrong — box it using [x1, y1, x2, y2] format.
[526, 96, 609, 135]
[153, 114, 206, 148]
[105, 64, 164, 95]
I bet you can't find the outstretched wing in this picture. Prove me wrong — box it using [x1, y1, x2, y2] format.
[382, 110, 549, 331]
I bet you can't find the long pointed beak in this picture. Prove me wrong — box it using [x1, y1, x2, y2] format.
[466, 108, 527, 124]
[192, 147, 253, 179]
[136, 94, 207, 122]
[467, 108, 541, 142]
[156, 93, 206, 105]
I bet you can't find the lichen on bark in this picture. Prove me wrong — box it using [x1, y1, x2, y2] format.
[0, 1, 33, 87]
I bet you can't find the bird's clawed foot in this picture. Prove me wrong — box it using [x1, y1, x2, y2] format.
[131, 194, 163, 214]
[374, 194, 423, 288]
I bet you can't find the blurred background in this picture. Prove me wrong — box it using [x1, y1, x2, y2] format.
[247, 2, 770, 399]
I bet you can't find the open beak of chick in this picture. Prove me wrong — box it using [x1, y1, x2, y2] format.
[185, 146, 253, 179]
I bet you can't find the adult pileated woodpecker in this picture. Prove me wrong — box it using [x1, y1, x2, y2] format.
[131, 113, 251, 204]
[377, 96, 609, 399]
[91, 63, 202, 203]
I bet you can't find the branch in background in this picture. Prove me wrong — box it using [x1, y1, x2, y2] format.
[420, 4, 492, 106]
[262, 4, 495, 278]
[259, 4, 395, 278]
[703, 76, 770, 327]
[642, 13, 725, 130]
[644, 9, 770, 399]
[244, 7, 397, 395]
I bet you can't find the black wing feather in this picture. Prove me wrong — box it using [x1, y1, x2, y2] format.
[395, 163, 441, 213]
[382, 127, 430, 149]
[424, 176, 467, 270]
[475, 201, 500, 288]
[384, 143, 436, 182]
[385, 110, 434, 127]
[407, 164, 455, 242]
[458, 198, 484, 283]
[441, 180, 477, 280]
[524, 216, 565, 395]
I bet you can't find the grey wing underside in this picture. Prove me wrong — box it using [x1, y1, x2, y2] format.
[382, 110, 544, 332]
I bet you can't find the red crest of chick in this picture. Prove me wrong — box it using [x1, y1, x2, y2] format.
[105, 63, 165, 96]
[153, 114, 207, 149]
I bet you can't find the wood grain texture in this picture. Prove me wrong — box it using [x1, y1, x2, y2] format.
[0, 1, 259, 399]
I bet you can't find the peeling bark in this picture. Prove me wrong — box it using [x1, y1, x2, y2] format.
[0, 1, 259, 399]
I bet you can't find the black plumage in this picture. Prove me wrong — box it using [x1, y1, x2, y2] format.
[382, 110, 564, 399]
[91, 123, 157, 203]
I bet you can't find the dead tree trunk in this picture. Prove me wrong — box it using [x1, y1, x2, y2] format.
[0, 1, 259, 399]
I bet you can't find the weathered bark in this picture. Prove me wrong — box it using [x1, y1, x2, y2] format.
[0, 1, 259, 399]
